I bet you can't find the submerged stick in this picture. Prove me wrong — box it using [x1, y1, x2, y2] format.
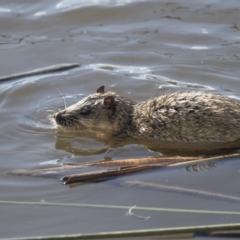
[62, 164, 166, 184]
[124, 180, 240, 203]
[0, 63, 80, 82]
[11, 153, 240, 181]
[62, 153, 240, 184]
[11, 156, 199, 177]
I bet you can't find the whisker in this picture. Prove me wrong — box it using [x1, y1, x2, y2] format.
[56, 87, 67, 109]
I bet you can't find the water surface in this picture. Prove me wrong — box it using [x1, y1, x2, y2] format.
[1, 0, 240, 239]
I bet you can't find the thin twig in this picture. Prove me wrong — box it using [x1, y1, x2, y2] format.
[0, 63, 79, 82]
[124, 180, 240, 203]
[62, 164, 165, 184]
[10, 156, 198, 177]
[11, 153, 240, 182]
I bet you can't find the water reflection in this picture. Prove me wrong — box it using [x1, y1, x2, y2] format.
[134, 73, 214, 90]
[191, 46, 209, 50]
[56, 0, 144, 10]
[34, 11, 46, 16]
[54, 130, 110, 156]
[84, 63, 215, 90]
[54, 127, 240, 157]
[0, 7, 11, 13]
[201, 28, 209, 34]
[85, 63, 150, 74]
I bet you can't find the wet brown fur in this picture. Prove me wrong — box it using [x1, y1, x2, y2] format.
[54, 86, 240, 143]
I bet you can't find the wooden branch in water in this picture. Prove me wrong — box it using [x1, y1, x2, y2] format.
[61, 153, 240, 184]
[11, 153, 240, 184]
[0, 63, 80, 82]
[88, 156, 199, 166]
[62, 164, 165, 184]
[11, 156, 199, 177]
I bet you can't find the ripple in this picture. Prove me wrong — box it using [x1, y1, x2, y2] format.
[134, 73, 215, 91]
[0, 34, 50, 49]
[34, 11, 47, 17]
[186, 163, 217, 172]
[20, 92, 84, 137]
[39, 154, 75, 166]
[191, 46, 209, 50]
[0, 7, 11, 13]
[19, 106, 57, 136]
[85, 63, 150, 74]
[56, 0, 144, 10]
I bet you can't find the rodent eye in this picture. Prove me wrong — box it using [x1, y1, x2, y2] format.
[79, 109, 91, 115]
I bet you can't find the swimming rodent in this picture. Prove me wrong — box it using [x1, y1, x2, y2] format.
[54, 86, 240, 143]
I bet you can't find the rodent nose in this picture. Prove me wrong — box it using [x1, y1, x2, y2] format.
[54, 112, 64, 123]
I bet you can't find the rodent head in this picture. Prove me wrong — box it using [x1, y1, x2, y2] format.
[54, 86, 136, 135]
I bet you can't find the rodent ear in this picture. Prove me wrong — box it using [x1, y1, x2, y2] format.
[104, 96, 114, 109]
[96, 86, 105, 94]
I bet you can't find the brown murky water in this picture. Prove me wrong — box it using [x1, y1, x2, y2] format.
[1, 0, 240, 239]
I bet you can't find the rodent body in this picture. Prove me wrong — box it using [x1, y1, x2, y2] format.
[54, 86, 240, 143]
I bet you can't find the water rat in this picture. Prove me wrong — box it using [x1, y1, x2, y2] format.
[54, 86, 240, 143]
